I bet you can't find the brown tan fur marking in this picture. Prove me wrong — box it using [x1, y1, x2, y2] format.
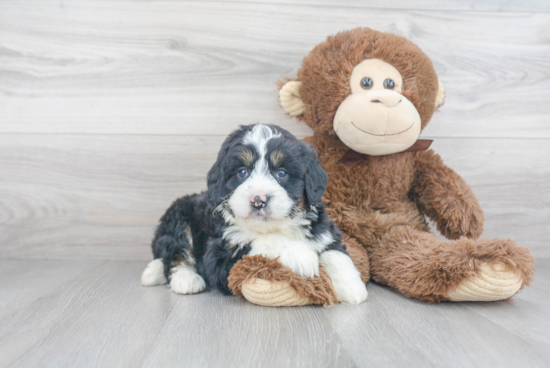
[238, 150, 255, 167]
[270, 150, 285, 167]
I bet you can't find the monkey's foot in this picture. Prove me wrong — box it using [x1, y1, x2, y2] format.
[446, 263, 523, 302]
[241, 278, 312, 307]
[228, 255, 338, 307]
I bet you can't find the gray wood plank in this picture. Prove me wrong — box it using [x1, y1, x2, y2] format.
[325, 280, 549, 368]
[0, 259, 548, 368]
[0, 260, 354, 368]
[0, 1, 549, 138]
[0, 260, 104, 320]
[0, 134, 548, 259]
[216, 0, 550, 12]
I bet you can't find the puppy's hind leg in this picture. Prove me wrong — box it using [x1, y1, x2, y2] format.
[141, 259, 167, 286]
[156, 229, 206, 295]
[150, 194, 207, 295]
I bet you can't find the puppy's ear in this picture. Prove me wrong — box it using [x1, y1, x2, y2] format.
[207, 141, 230, 205]
[304, 146, 328, 207]
[207, 161, 224, 206]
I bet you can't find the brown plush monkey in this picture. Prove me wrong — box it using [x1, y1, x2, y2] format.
[229, 27, 535, 305]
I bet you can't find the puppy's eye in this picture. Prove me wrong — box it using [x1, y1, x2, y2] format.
[276, 170, 287, 179]
[360, 77, 373, 90]
[384, 78, 395, 89]
[238, 168, 249, 178]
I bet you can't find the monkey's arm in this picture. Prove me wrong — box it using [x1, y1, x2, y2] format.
[411, 150, 484, 240]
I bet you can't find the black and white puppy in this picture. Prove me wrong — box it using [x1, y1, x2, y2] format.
[141, 124, 368, 304]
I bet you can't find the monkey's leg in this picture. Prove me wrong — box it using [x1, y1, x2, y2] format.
[228, 255, 338, 307]
[227, 236, 369, 307]
[368, 226, 535, 303]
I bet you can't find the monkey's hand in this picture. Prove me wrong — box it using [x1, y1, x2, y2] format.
[433, 182, 485, 240]
[413, 151, 484, 240]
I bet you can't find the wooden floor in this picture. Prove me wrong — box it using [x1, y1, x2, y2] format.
[0, 258, 548, 368]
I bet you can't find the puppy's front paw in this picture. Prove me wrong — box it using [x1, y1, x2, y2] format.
[336, 279, 368, 305]
[319, 250, 368, 305]
[279, 249, 319, 279]
[170, 266, 206, 295]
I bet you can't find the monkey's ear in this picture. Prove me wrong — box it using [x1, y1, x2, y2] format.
[279, 81, 305, 116]
[435, 79, 445, 109]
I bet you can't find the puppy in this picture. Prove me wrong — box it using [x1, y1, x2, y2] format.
[141, 124, 368, 304]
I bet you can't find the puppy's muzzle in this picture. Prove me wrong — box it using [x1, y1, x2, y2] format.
[251, 195, 268, 210]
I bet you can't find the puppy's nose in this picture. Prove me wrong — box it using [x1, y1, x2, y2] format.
[251, 195, 267, 209]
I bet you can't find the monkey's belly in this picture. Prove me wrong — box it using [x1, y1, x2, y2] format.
[325, 197, 430, 240]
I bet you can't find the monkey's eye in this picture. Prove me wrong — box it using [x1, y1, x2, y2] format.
[384, 79, 395, 89]
[360, 77, 373, 90]
[276, 170, 287, 179]
[238, 168, 249, 178]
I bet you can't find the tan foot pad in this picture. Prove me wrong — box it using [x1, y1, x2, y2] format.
[447, 263, 523, 302]
[241, 278, 313, 307]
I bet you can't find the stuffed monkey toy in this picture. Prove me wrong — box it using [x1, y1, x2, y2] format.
[229, 27, 535, 305]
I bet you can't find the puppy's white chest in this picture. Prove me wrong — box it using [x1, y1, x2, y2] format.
[249, 234, 307, 258]
[248, 235, 320, 278]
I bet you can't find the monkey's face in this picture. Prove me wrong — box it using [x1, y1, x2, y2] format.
[333, 59, 421, 156]
[279, 28, 445, 156]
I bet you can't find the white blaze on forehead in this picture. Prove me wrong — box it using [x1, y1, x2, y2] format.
[242, 124, 283, 177]
[242, 124, 282, 158]
[243, 124, 281, 178]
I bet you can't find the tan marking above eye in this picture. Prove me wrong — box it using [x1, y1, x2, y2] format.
[270, 150, 285, 167]
[237, 150, 254, 166]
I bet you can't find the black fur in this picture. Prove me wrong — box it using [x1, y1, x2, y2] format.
[304, 146, 328, 207]
[150, 124, 347, 295]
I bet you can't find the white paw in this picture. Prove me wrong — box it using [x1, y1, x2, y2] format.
[335, 279, 368, 305]
[170, 266, 206, 295]
[141, 259, 167, 286]
[279, 248, 319, 279]
[319, 250, 368, 305]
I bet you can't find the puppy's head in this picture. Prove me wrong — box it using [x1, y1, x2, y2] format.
[207, 124, 327, 223]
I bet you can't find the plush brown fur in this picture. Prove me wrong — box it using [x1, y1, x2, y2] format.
[229, 28, 535, 304]
[228, 255, 339, 306]
[285, 27, 534, 303]
[372, 228, 535, 302]
[291, 27, 439, 136]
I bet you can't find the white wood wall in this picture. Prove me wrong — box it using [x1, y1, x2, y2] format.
[1, 1, 548, 259]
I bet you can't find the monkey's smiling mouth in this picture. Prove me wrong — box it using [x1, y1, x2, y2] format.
[351, 121, 416, 137]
